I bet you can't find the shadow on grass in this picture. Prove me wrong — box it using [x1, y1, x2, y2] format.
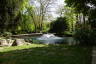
[0, 44, 92, 64]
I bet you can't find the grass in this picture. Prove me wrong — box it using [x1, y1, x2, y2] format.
[0, 44, 92, 64]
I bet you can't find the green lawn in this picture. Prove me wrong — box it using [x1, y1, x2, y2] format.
[0, 44, 92, 64]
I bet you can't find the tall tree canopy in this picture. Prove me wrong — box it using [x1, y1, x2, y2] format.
[65, 0, 96, 28]
[0, 0, 28, 33]
[65, 0, 96, 15]
[30, 0, 56, 32]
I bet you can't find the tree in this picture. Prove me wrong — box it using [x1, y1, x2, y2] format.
[0, 0, 28, 33]
[65, 0, 96, 27]
[56, 6, 76, 32]
[26, 6, 39, 32]
[65, 0, 96, 45]
[56, 5, 65, 17]
[49, 17, 68, 34]
[64, 7, 76, 32]
[30, 0, 57, 32]
[65, 0, 90, 15]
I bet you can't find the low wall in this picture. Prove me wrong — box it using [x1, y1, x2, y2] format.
[11, 33, 43, 38]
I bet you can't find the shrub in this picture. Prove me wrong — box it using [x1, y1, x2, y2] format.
[74, 26, 96, 46]
[49, 17, 68, 34]
[2, 32, 12, 38]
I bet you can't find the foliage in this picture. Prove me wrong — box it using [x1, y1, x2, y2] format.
[2, 32, 12, 37]
[56, 6, 77, 32]
[65, 0, 96, 28]
[29, 0, 56, 32]
[0, 0, 28, 33]
[63, 7, 76, 32]
[19, 14, 35, 34]
[74, 25, 96, 46]
[65, 0, 90, 15]
[42, 22, 50, 33]
[0, 32, 12, 38]
[65, 0, 96, 46]
[49, 17, 68, 34]
[64, 31, 74, 36]
[26, 6, 41, 32]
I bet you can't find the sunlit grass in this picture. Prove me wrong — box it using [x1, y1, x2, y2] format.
[0, 44, 92, 64]
[0, 44, 47, 52]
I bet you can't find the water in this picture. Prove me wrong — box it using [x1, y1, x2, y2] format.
[36, 34, 64, 44]
[24, 34, 77, 45]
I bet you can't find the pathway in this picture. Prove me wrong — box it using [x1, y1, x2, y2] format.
[92, 46, 96, 64]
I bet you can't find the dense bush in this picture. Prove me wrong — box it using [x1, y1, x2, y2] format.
[0, 32, 12, 38]
[49, 17, 68, 34]
[74, 26, 96, 46]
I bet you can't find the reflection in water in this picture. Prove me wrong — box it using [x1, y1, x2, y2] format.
[64, 37, 78, 45]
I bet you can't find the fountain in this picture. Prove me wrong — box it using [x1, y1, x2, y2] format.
[36, 34, 64, 44]
[24, 34, 77, 45]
